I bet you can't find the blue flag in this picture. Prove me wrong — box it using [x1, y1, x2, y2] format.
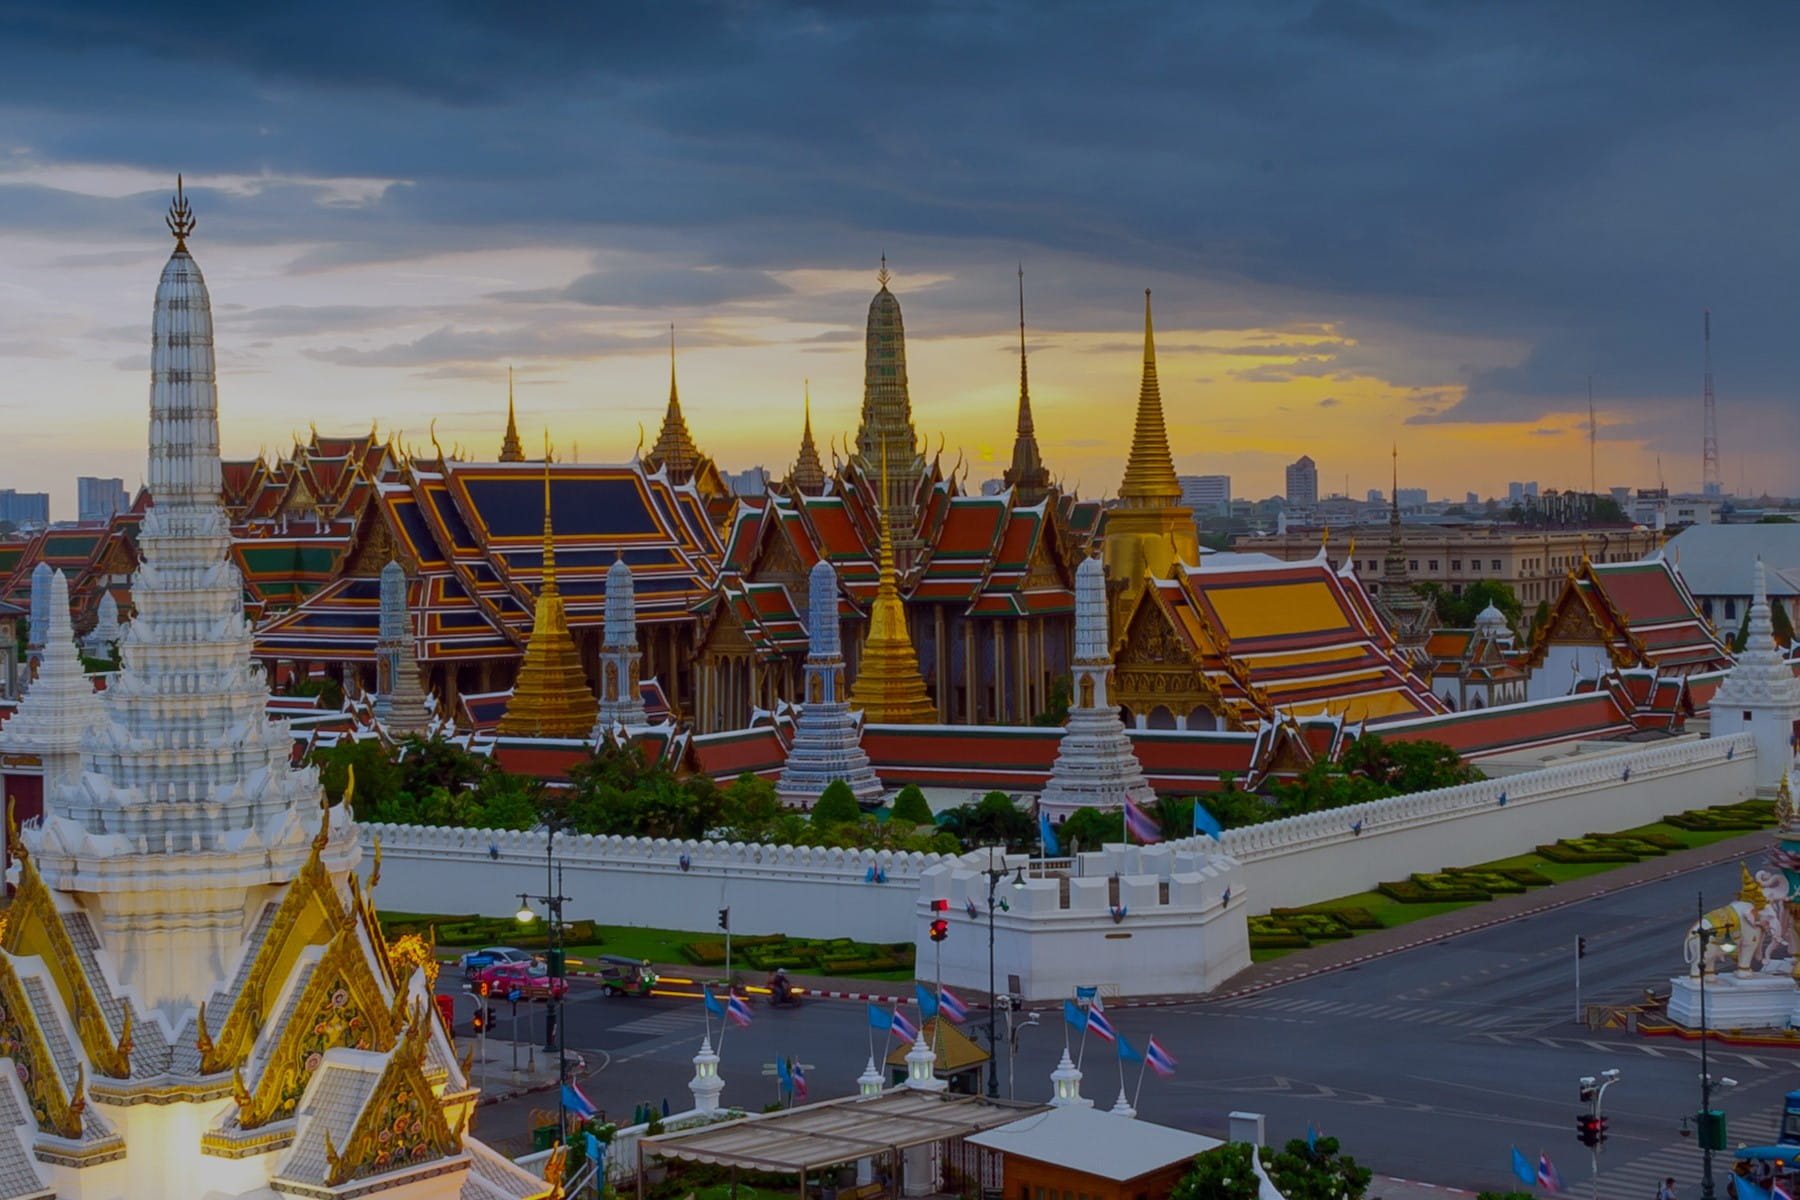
[1739, 1179, 1771, 1200]
[1039, 809, 1060, 856]
[1193, 801, 1223, 838]
[1510, 1147, 1535, 1188]
[1063, 999, 1087, 1032]
[703, 985, 725, 1018]
[776, 1056, 794, 1094]
[1117, 1035, 1143, 1063]
[586, 1132, 604, 1174]
[915, 983, 940, 1021]
[867, 1002, 893, 1031]
[1306, 1123, 1319, 1153]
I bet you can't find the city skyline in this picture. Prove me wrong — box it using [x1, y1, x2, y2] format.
[5, 3, 1800, 516]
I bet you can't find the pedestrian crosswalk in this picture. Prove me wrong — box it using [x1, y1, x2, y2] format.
[610, 1010, 704, 1038]
[1591, 1112, 1779, 1200]
[1208, 992, 1539, 1032]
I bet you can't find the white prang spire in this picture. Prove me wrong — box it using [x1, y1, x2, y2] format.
[1711, 559, 1800, 796]
[776, 557, 883, 807]
[22, 181, 348, 1021]
[594, 552, 649, 732]
[0, 570, 102, 789]
[1037, 553, 1156, 821]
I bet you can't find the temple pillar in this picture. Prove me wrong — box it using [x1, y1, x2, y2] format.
[991, 619, 1004, 724]
[1015, 620, 1028, 723]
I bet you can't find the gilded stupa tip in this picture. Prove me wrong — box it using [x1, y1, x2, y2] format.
[498, 366, 525, 462]
[1117, 288, 1183, 506]
[877, 253, 891, 290]
[166, 174, 196, 252]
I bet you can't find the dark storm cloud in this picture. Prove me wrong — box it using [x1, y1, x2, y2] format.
[4, 0, 1800, 463]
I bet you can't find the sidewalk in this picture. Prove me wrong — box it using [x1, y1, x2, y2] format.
[464, 1038, 566, 1107]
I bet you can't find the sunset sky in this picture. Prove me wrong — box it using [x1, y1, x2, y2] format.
[3, 2, 1798, 519]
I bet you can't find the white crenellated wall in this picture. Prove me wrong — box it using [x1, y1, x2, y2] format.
[1205, 732, 1757, 914]
[914, 845, 1251, 1001]
[361, 822, 954, 944]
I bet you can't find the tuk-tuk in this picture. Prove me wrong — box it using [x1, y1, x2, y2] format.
[596, 955, 658, 997]
[1730, 1090, 1800, 1188]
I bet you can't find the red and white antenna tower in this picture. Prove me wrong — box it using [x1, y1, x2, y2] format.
[1702, 308, 1721, 497]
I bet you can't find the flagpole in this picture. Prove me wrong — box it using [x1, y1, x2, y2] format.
[1133, 1040, 1151, 1109]
[1115, 1039, 1126, 1100]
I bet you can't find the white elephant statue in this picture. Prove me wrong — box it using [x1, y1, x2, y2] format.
[1684, 866, 1794, 977]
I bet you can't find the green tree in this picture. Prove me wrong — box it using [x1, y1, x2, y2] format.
[1260, 1135, 1371, 1200]
[1171, 1143, 1260, 1200]
[890, 784, 934, 827]
[1775, 600, 1795, 647]
[1031, 675, 1072, 727]
[1757, 515, 1796, 524]
[1416, 580, 1521, 628]
[1056, 805, 1124, 853]
[811, 780, 861, 828]
[1531, 599, 1551, 633]
[1199, 773, 1269, 830]
[470, 769, 544, 831]
[938, 791, 1033, 849]
[1341, 734, 1481, 793]
[719, 773, 786, 841]
[309, 738, 404, 817]
[1733, 610, 1751, 653]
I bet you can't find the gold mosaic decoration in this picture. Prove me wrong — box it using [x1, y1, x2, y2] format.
[1, 853, 132, 1078]
[322, 1009, 460, 1187]
[0, 953, 85, 1139]
[238, 926, 396, 1130]
[202, 833, 348, 1076]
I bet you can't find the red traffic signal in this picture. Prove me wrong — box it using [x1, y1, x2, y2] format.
[929, 918, 949, 943]
[930, 899, 950, 913]
[1576, 1115, 1601, 1147]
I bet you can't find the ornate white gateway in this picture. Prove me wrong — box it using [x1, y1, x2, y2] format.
[0, 182, 548, 1200]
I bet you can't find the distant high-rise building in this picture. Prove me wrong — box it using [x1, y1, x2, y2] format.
[1465, 491, 1479, 507]
[1396, 487, 1428, 508]
[1284, 456, 1318, 508]
[0, 489, 49, 528]
[1179, 474, 1231, 515]
[1507, 481, 1540, 503]
[721, 466, 771, 496]
[1367, 488, 1384, 504]
[77, 476, 129, 522]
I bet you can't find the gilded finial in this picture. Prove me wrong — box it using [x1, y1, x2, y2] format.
[196, 1001, 215, 1059]
[1740, 862, 1768, 908]
[1778, 771, 1795, 830]
[369, 835, 382, 891]
[877, 253, 891, 289]
[232, 1062, 252, 1110]
[117, 1008, 133, 1066]
[166, 175, 196, 251]
[5, 795, 23, 863]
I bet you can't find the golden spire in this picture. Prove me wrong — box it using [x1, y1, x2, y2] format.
[1003, 264, 1051, 504]
[646, 325, 705, 484]
[498, 366, 525, 462]
[166, 175, 196, 253]
[1117, 289, 1182, 506]
[497, 440, 597, 738]
[877, 253, 891, 290]
[790, 380, 826, 493]
[848, 444, 938, 723]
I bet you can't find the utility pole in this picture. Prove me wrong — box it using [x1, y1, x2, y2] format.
[1577, 1069, 1620, 1200]
[1575, 936, 1586, 1023]
[1701, 309, 1721, 498]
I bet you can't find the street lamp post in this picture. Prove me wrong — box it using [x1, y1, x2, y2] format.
[978, 847, 1026, 1100]
[1692, 891, 1738, 1200]
[517, 823, 573, 1136]
[1578, 1068, 1621, 1200]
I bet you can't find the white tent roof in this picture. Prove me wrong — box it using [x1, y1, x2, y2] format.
[964, 1105, 1221, 1181]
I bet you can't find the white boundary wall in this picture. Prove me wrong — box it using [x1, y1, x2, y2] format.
[362, 822, 954, 944]
[1206, 732, 1757, 914]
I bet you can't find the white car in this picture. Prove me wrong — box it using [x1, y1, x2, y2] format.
[459, 946, 542, 977]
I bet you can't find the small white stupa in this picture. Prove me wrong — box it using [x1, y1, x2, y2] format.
[82, 589, 122, 658]
[594, 552, 650, 733]
[0, 570, 102, 789]
[777, 558, 883, 806]
[1037, 554, 1156, 821]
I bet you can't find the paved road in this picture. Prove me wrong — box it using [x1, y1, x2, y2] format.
[459, 856, 1800, 1197]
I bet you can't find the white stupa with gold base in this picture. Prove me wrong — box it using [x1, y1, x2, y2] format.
[0, 182, 548, 1200]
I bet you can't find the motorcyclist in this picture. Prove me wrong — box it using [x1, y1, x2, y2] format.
[768, 968, 793, 1003]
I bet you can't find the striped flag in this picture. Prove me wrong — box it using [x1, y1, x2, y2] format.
[1770, 1180, 1793, 1200]
[727, 993, 753, 1028]
[1085, 1007, 1117, 1044]
[891, 1006, 920, 1042]
[1536, 1151, 1563, 1194]
[939, 988, 970, 1024]
[1145, 1037, 1177, 1078]
[790, 1057, 808, 1100]
[1125, 799, 1161, 845]
[563, 1081, 599, 1118]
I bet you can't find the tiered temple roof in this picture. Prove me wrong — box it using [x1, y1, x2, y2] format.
[1525, 555, 1733, 675]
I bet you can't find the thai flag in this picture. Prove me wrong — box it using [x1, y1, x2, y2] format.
[563, 1081, 598, 1119]
[1145, 1037, 1177, 1078]
[1085, 1007, 1117, 1044]
[790, 1058, 808, 1100]
[1536, 1151, 1563, 1194]
[1771, 1180, 1793, 1200]
[1125, 800, 1161, 845]
[891, 1007, 920, 1042]
[939, 988, 969, 1024]
[727, 993, 754, 1028]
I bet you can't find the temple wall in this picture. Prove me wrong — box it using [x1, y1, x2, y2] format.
[1209, 732, 1756, 914]
[361, 822, 955, 944]
[914, 845, 1250, 1001]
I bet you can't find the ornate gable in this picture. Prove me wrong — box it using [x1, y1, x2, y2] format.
[0, 953, 87, 1139]
[202, 822, 350, 1077]
[322, 1014, 462, 1188]
[237, 924, 396, 1129]
[1, 853, 131, 1080]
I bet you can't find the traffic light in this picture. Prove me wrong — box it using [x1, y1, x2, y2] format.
[1577, 936, 1587, 958]
[1697, 1110, 1727, 1151]
[718, 908, 730, 932]
[478, 980, 490, 997]
[1596, 1116, 1609, 1146]
[929, 918, 949, 943]
[472, 1007, 487, 1033]
[1576, 1115, 1600, 1147]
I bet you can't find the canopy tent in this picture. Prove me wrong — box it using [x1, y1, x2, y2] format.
[638, 1089, 1044, 1196]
